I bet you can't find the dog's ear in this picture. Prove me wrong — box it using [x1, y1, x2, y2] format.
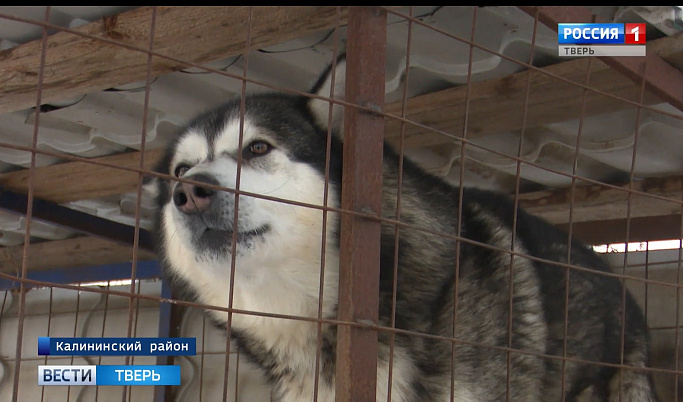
[142, 176, 160, 200]
[143, 148, 174, 201]
[307, 56, 347, 139]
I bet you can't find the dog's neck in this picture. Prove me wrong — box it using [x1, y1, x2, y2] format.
[198, 250, 339, 348]
[201, 252, 340, 401]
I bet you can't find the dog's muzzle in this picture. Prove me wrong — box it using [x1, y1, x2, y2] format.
[173, 173, 220, 215]
[171, 173, 270, 253]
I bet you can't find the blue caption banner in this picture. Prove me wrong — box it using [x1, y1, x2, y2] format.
[558, 23, 624, 44]
[38, 365, 181, 386]
[38, 337, 196, 356]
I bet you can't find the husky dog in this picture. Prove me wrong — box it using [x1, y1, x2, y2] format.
[152, 58, 659, 401]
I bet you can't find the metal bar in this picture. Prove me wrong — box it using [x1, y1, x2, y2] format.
[0, 188, 154, 253]
[10, 7, 51, 402]
[0, 260, 160, 291]
[154, 275, 179, 402]
[335, 6, 387, 401]
[518, 6, 683, 113]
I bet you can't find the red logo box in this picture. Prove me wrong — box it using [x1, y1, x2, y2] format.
[625, 23, 646, 44]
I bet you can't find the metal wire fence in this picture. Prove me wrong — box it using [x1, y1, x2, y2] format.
[0, 6, 681, 402]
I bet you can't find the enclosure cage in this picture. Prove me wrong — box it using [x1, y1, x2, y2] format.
[0, 6, 681, 402]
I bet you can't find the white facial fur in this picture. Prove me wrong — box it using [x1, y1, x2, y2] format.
[161, 115, 340, 347]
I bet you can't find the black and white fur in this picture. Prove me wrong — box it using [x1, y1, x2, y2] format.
[153, 59, 659, 401]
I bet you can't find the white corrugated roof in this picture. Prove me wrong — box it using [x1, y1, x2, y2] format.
[0, 6, 681, 246]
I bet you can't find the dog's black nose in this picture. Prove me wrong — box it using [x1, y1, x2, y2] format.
[173, 174, 220, 214]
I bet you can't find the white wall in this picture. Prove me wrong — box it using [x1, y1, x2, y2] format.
[606, 248, 683, 402]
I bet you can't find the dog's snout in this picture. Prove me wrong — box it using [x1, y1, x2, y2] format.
[173, 174, 220, 214]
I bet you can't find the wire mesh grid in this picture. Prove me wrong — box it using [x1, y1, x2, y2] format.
[0, 5, 681, 402]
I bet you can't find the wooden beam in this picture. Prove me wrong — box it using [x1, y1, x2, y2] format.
[560, 214, 682, 245]
[518, 175, 683, 225]
[0, 149, 163, 204]
[0, 6, 348, 115]
[0, 188, 154, 252]
[384, 34, 683, 149]
[0, 236, 154, 274]
[0, 260, 161, 290]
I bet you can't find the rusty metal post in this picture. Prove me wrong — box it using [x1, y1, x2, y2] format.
[335, 6, 387, 402]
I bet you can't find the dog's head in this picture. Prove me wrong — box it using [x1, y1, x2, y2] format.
[151, 59, 349, 304]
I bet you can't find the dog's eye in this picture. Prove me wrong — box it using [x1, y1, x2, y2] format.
[174, 164, 191, 177]
[248, 140, 272, 156]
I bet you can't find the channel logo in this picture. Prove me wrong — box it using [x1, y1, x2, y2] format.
[558, 23, 646, 57]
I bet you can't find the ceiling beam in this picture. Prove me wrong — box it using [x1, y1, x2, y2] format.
[560, 214, 682, 245]
[520, 175, 683, 224]
[0, 188, 154, 252]
[0, 236, 154, 274]
[0, 260, 160, 290]
[0, 6, 348, 115]
[0, 149, 163, 204]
